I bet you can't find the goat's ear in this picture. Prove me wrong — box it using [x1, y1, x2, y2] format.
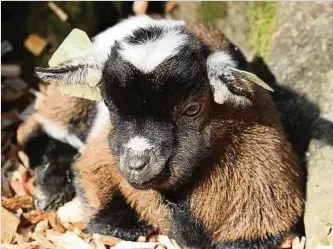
[207, 52, 273, 106]
[35, 28, 103, 101]
[35, 60, 103, 101]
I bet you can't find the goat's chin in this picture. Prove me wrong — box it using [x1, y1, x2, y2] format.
[120, 162, 166, 190]
[125, 171, 166, 190]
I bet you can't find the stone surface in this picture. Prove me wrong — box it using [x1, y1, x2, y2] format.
[267, 3, 333, 248]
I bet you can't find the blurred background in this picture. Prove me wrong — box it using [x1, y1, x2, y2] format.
[1, 2, 333, 248]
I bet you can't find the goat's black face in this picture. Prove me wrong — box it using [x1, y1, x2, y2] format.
[100, 27, 213, 190]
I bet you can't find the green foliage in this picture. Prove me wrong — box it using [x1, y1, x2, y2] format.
[27, 2, 95, 66]
[247, 2, 278, 59]
[197, 2, 227, 28]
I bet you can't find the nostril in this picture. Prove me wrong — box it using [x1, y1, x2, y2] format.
[128, 154, 150, 171]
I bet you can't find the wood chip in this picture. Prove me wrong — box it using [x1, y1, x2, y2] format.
[165, 2, 177, 13]
[4, 78, 28, 92]
[158, 235, 180, 249]
[24, 34, 48, 56]
[34, 219, 49, 233]
[93, 234, 106, 249]
[48, 2, 68, 22]
[1, 241, 38, 249]
[1, 169, 14, 198]
[46, 230, 94, 249]
[292, 236, 306, 249]
[1, 195, 33, 211]
[113, 241, 159, 249]
[33, 231, 56, 249]
[47, 210, 66, 233]
[9, 171, 27, 197]
[137, 236, 147, 242]
[98, 234, 121, 246]
[23, 210, 47, 225]
[14, 232, 26, 244]
[1, 207, 20, 244]
[17, 151, 30, 169]
[2, 40, 13, 56]
[1, 64, 21, 78]
[133, 1, 149, 15]
[19, 103, 36, 122]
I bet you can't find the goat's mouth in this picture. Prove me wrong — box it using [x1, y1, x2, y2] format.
[121, 161, 168, 190]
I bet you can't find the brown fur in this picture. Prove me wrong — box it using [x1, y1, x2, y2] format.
[74, 125, 171, 233]
[34, 83, 93, 128]
[17, 114, 42, 147]
[75, 86, 304, 243]
[189, 87, 304, 241]
[19, 26, 304, 246]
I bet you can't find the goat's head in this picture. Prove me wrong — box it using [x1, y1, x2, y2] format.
[36, 23, 273, 191]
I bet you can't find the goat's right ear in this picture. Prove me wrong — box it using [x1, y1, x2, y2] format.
[35, 59, 103, 101]
[35, 28, 104, 101]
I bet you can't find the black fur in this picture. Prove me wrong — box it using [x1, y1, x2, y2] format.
[101, 26, 212, 191]
[161, 191, 211, 249]
[24, 133, 78, 210]
[88, 191, 153, 241]
[215, 234, 286, 249]
[125, 26, 165, 45]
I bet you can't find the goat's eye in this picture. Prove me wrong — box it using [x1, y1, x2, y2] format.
[183, 103, 202, 116]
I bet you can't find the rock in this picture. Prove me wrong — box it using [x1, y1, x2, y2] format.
[267, 3, 333, 248]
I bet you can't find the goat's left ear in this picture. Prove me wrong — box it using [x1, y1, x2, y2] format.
[35, 58, 103, 101]
[35, 29, 104, 101]
[207, 52, 273, 106]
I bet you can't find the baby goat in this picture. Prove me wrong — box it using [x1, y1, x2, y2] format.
[23, 16, 305, 249]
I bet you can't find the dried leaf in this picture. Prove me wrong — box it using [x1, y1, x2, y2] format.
[34, 219, 49, 233]
[4, 78, 28, 92]
[158, 235, 181, 249]
[1, 169, 14, 198]
[32, 231, 56, 249]
[137, 236, 147, 242]
[292, 236, 306, 249]
[98, 234, 121, 246]
[165, 2, 177, 13]
[9, 172, 27, 197]
[47, 2, 68, 22]
[17, 151, 30, 169]
[59, 84, 102, 102]
[93, 234, 106, 249]
[1, 241, 38, 249]
[113, 241, 159, 249]
[46, 230, 94, 249]
[1, 195, 33, 211]
[1, 207, 20, 244]
[48, 28, 92, 67]
[14, 232, 26, 244]
[47, 210, 66, 233]
[1, 64, 21, 78]
[23, 210, 47, 225]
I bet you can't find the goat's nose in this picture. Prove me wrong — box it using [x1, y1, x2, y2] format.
[128, 153, 150, 171]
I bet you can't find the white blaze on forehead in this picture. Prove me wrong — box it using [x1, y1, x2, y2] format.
[119, 29, 187, 73]
[91, 15, 185, 65]
[126, 136, 153, 153]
